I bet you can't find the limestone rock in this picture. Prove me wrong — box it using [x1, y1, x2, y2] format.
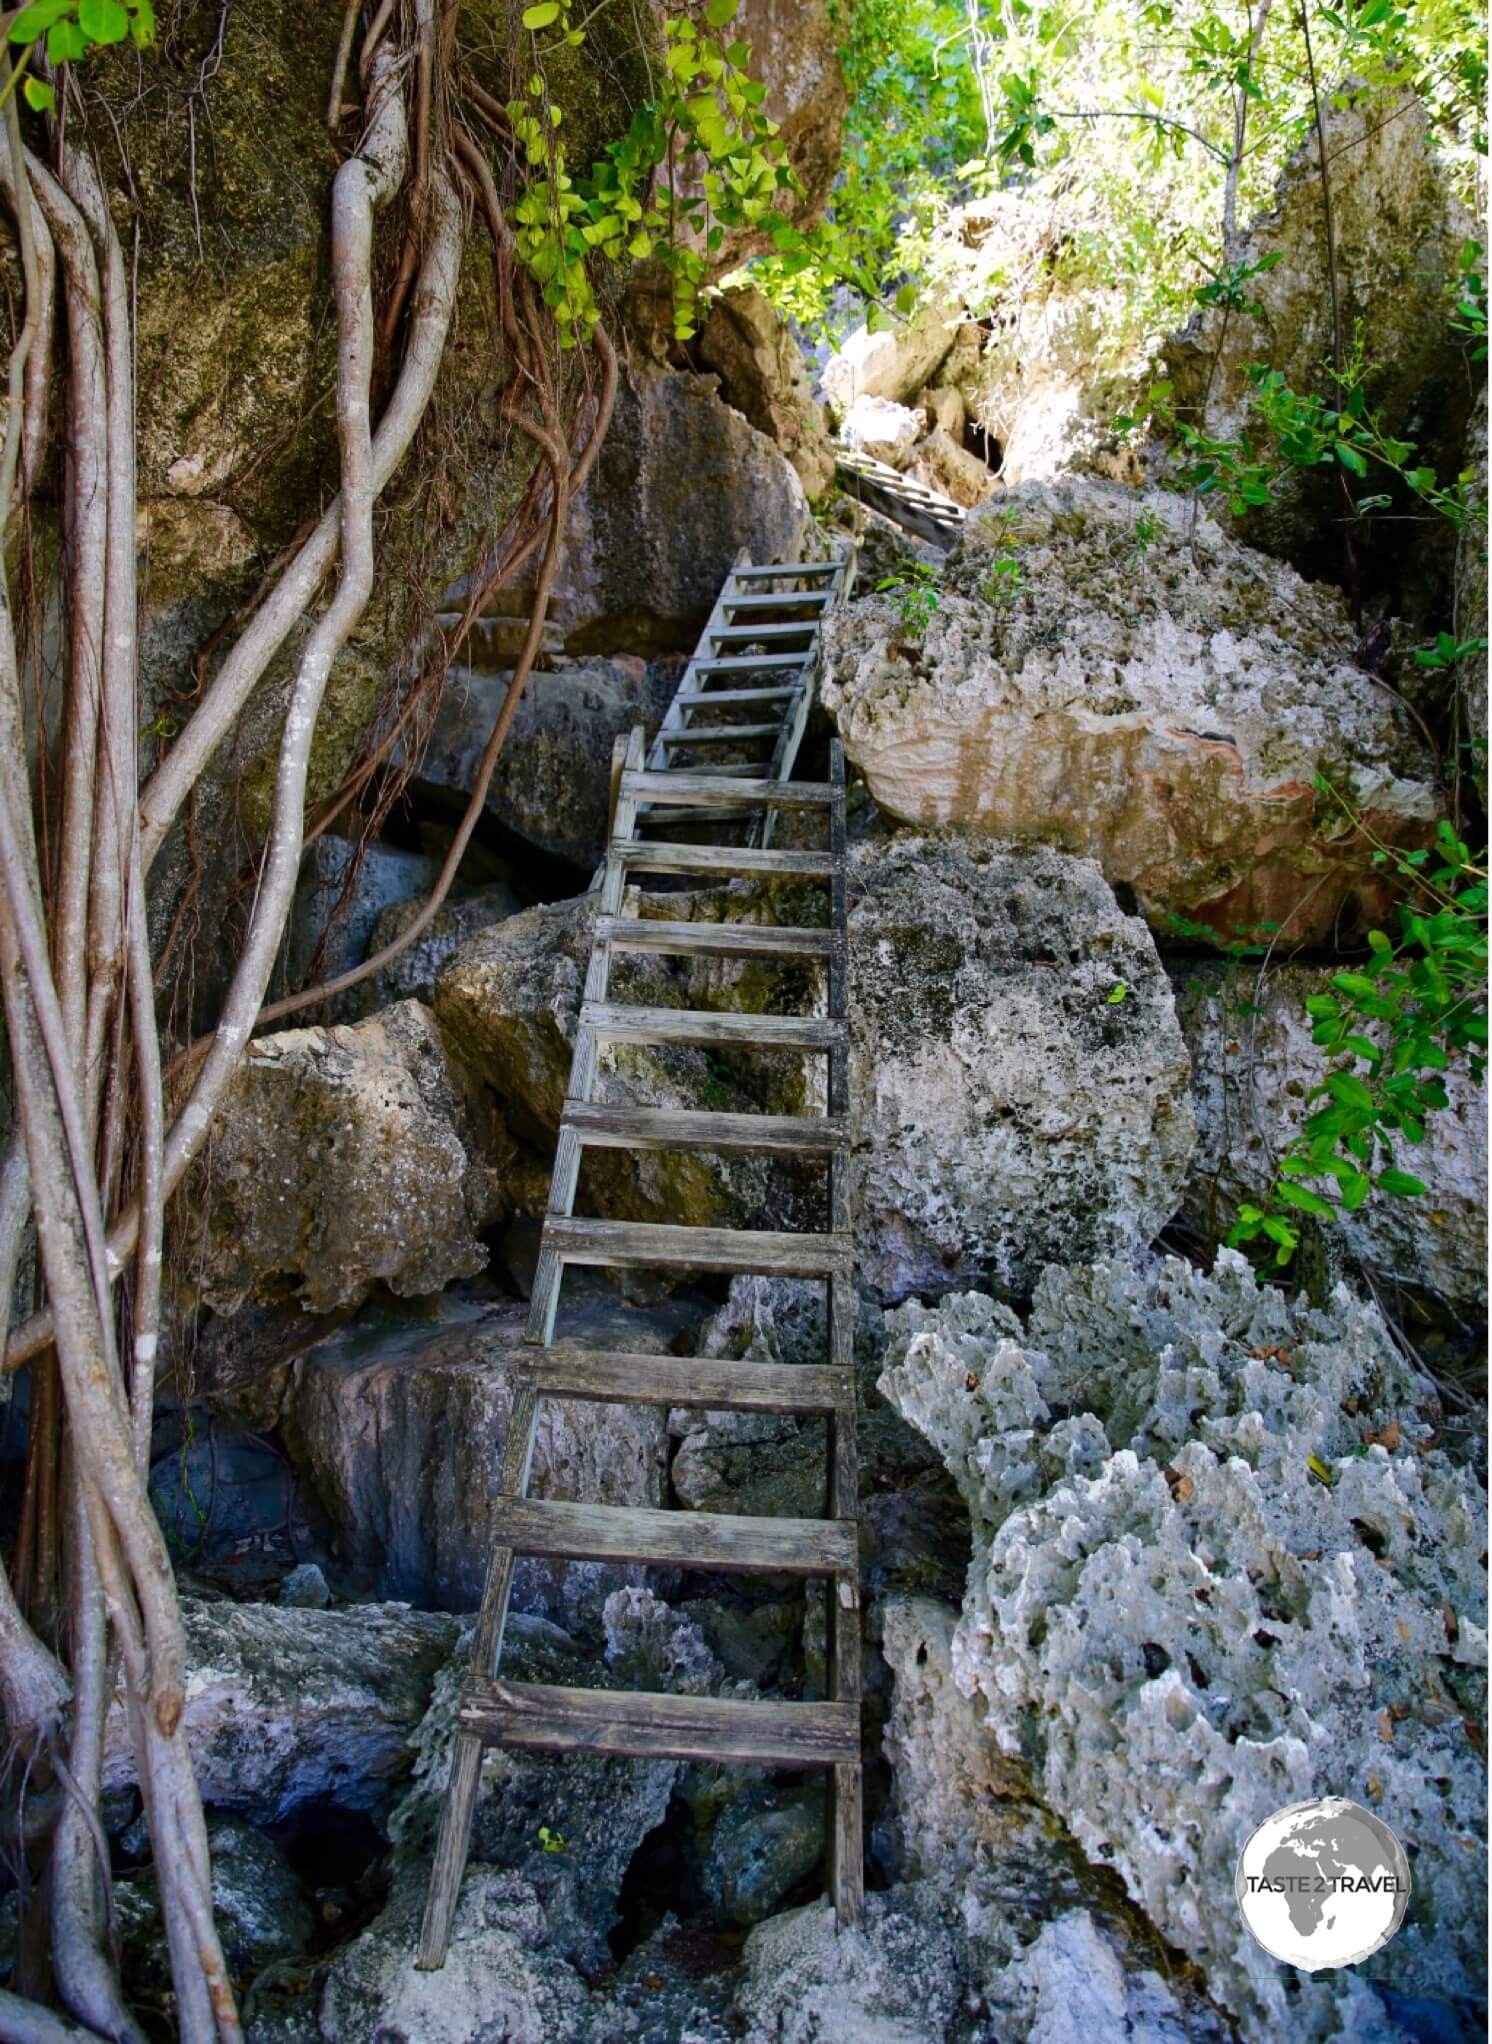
[906, 426, 999, 509]
[173, 999, 503, 1315]
[102, 1598, 459, 1823]
[879, 1252, 1489, 2038]
[1173, 960, 1487, 1313]
[699, 285, 837, 495]
[822, 479, 1442, 944]
[491, 366, 813, 656]
[346, 883, 522, 1021]
[282, 1289, 694, 1622]
[736, 1891, 966, 2044]
[320, 1869, 593, 2044]
[410, 656, 675, 871]
[924, 192, 1154, 485]
[723, 0, 849, 251]
[702, 1784, 827, 1926]
[840, 394, 924, 466]
[434, 880, 830, 1233]
[880, 1597, 1025, 1879]
[847, 832, 1195, 1300]
[283, 835, 443, 995]
[822, 303, 957, 412]
[1162, 87, 1476, 579]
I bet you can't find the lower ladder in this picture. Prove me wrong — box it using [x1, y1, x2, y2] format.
[417, 555, 863, 1966]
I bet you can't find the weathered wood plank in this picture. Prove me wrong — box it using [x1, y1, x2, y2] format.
[723, 590, 835, 612]
[529, 1346, 852, 1412]
[709, 622, 818, 642]
[540, 1214, 852, 1278]
[462, 1679, 859, 1765]
[562, 1101, 846, 1154]
[595, 916, 832, 961]
[487, 1495, 858, 1574]
[660, 722, 785, 746]
[675, 685, 801, 706]
[631, 768, 835, 809]
[692, 652, 807, 674]
[581, 1002, 843, 1051]
[731, 561, 842, 580]
[617, 841, 835, 880]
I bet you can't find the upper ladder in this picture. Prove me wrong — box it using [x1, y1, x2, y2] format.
[417, 545, 862, 1968]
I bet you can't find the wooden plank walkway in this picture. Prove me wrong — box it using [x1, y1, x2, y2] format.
[417, 544, 863, 1968]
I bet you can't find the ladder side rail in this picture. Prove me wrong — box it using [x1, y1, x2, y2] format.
[753, 541, 853, 850]
[824, 735, 864, 1928]
[527, 723, 648, 1348]
[648, 547, 752, 771]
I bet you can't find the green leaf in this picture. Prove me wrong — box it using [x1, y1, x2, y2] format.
[1377, 1169, 1427, 1196]
[1276, 1181, 1336, 1217]
[521, 2, 560, 26]
[704, 0, 738, 21]
[8, 0, 72, 45]
[21, 72, 54, 107]
[47, 16, 85, 58]
[1335, 440, 1368, 476]
[1325, 1071, 1376, 1113]
[79, 0, 129, 43]
[1106, 983, 1127, 1003]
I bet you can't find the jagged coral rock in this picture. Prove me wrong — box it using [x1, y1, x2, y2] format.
[822, 479, 1442, 945]
[700, 285, 837, 494]
[879, 1252, 1488, 2039]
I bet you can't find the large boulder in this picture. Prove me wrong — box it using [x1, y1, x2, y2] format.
[880, 1254, 1488, 2039]
[699, 286, 837, 495]
[171, 1000, 506, 1315]
[485, 366, 814, 656]
[840, 393, 924, 466]
[822, 303, 958, 413]
[1161, 86, 1475, 597]
[281, 1289, 696, 1623]
[847, 832, 1195, 1301]
[410, 655, 675, 871]
[822, 480, 1443, 945]
[1173, 960, 1487, 1314]
[102, 1598, 459, 1823]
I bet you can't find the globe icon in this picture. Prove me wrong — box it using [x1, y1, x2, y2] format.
[1235, 1797, 1412, 1971]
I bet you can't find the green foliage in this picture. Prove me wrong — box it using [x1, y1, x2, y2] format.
[509, 1, 791, 345]
[1228, 789, 1488, 1265]
[4, 0, 154, 110]
[875, 561, 941, 636]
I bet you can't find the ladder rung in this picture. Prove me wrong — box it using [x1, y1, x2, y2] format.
[693, 654, 807, 674]
[724, 592, 834, 613]
[710, 623, 818, 642]
[486, 1494, 858, 1574]
[462, 1678, 859, 1765]
[562, 1102, 847, 1153]
[540, 1215, 853, 1278]
[662, 723, 784, 745]
[622, 770, 835, 809]
[731, 562, 842, 580]
[636, 806, 759, 827]
[595, 916, 832, 960]
[581, 1001, 842, 1051]
[618, 842, 835, 879]
[526, 1345, 852, 1412]
[676, 687, 801, 706]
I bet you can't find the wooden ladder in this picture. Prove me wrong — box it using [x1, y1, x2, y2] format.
[417, 550, 863, 1968]
[833, 447, 967, 550]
